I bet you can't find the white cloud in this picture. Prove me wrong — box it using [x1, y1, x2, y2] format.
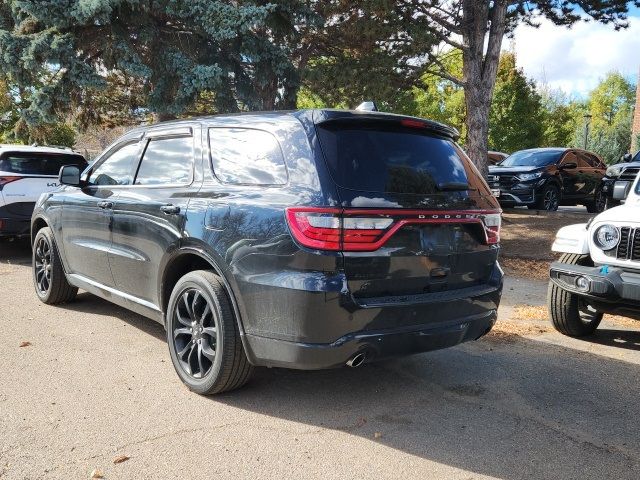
[512, 16, 640, 97]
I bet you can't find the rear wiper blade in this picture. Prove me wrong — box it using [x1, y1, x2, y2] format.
[436, 182, 471, 191]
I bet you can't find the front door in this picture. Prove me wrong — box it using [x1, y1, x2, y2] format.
[109, 127, 197, 305]
[60, 139, 142, 287]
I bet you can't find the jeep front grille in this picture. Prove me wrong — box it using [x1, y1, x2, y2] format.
[616, 227, 640, 260]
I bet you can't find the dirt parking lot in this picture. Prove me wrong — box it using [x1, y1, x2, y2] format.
[1, 236, 640, 480]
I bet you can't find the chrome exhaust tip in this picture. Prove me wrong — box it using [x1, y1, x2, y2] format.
[346, 352, 366, 368]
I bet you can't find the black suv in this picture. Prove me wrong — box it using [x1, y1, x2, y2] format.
[487, 148, 606, 212]
[600, 151, 640, 208]
[31, 110, 503, 394]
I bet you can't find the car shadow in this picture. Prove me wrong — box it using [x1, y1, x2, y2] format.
[208, 335, 640, 479]
[0, 238, 31, 265]
[583, 328, 640, 351]
[62, 292, 166, 342]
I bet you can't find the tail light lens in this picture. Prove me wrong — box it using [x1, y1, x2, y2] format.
[286, 207, 501, 251]
[0, 176, 20, 188]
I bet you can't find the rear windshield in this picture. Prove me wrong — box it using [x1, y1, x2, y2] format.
[316, 124, 469, 194]
[499, 150, 563, 167]
[0, 151, 87, 175]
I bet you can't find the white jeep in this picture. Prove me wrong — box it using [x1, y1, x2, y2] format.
[549, 172, 640, 336]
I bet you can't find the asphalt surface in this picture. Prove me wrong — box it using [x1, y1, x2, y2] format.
[1, 239, 640, 480]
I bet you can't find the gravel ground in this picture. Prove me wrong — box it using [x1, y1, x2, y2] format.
[1, 239, 640, 480]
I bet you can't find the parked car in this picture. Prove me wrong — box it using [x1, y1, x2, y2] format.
[548, 173, 640, 336]
[600, 151, 640, 209]
[0, 145, 87, 238]
[488, 150, 508, 165]
[31, 110, 504, 394]
[487, 147, 606, 212]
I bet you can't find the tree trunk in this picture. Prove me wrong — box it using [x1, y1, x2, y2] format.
[460, 0, 508, 177]
[464, 81, 491, 177]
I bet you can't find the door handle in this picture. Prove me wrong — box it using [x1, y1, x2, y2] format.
[160, 204, 181, 215]
[97, 201, 113, 209]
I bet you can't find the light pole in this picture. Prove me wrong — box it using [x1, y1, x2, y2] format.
[583, 113, 592, 150]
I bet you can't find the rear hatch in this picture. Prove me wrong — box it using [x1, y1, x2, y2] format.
[312, 113, 501, 303]
[0, 151, 86, 216]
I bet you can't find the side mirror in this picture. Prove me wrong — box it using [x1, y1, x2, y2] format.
[621, 153, 633, 163]
[59, 165, 81, 186]
[559, 162, 577, 170]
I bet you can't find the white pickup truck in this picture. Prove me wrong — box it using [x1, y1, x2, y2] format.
[549, 171, 640, 336]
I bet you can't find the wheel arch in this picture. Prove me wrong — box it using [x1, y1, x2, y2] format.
[158, 247, 249, 341]
[31, 215, 49, 245]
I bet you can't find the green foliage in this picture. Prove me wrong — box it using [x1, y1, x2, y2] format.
[297, 1, 436, 112]
[0, 0, 314, 124]
[571, 72, 635, 164]
[411, 51, 466, 140]
[488, 53, 543, 153]
[539, 87, 580, 148]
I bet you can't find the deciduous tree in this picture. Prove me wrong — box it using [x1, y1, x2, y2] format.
[403, 0, 639, 174]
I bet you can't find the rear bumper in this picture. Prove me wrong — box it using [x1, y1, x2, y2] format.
[550, 262, 640, 318]
[236, 263, 503, 369]
[245, 310, 497, 369]
[0, 217, 30, 236]
[0, 203, 33, 236]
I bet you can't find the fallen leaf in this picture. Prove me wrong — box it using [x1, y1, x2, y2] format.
[19, 341, 32, 348]
[90, 469, 104, 478]
[113, 455, 130, 464]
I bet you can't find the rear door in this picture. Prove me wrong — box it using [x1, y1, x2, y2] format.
[314, 117, 500, 303]
[109, 126, 197, 305]
[558, 151, 580, 199]
[580, 152, 606, 197]
[0, 151, 86, 218]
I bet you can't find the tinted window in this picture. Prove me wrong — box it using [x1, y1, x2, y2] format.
[135, 136, 193, 185]
[574, 153, 590, 168]
[500, 150, 564, 167]
[316, 125, 468, 193]
[209, 128, 287, 185]
[0, 152, 86, 175]
[91, 142, 139, 186]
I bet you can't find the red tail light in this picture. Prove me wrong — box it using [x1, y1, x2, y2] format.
[286, 208, 501, 251]
[0, 176, 20, 188]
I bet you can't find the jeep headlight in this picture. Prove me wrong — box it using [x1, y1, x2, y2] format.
[593, 224, 620, 251]
[517, 172, 543, 182]
[605, 164, 624, 178]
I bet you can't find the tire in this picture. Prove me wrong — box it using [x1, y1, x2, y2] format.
[166, 270, 253, 395]
[548, 253, 603, 337]
[586, 189, 606, 213]
[32, 227, 78, 305]
[534, 184, 560, 211]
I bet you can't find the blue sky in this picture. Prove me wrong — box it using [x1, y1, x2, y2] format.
[513, 10, 639, 98]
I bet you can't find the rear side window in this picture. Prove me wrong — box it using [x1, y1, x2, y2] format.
[135, 136, 193, 185]
[90, 142, 139, 186]
[316, 124, 468, 194]
[209, 128, 287, 185]
[0, 152, 86, 175]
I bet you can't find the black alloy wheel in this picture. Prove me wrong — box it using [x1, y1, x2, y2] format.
[542, 187, 559, 211]
[32, 227, 78, 304]
[166, 270, 253, 394]
[172, 288, 218, 379]
[34, 235, 52, 296]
